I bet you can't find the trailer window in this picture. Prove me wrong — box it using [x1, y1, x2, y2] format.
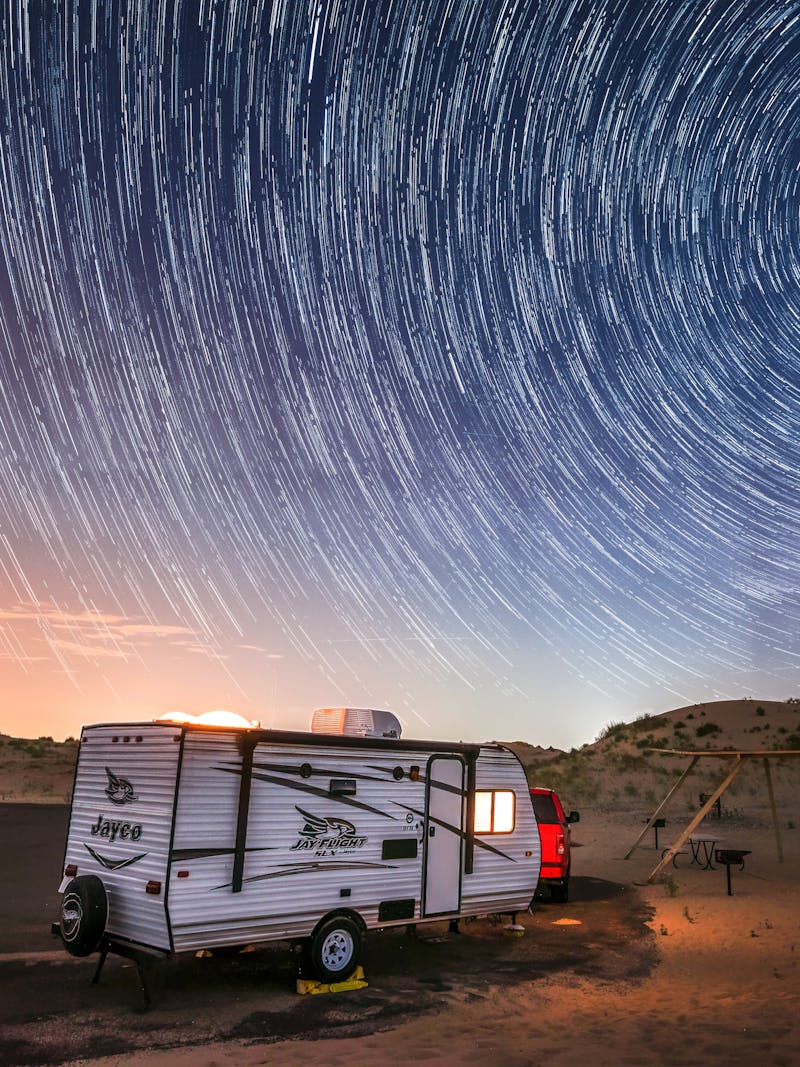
[474, 790, 515, 834]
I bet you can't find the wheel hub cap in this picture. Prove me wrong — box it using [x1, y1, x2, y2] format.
[322, 930, 353, 971]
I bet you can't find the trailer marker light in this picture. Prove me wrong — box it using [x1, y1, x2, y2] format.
[123, 736, 130, 742]
[145, 880, 162, 895]
[177, 870, 189, 878]
[65, 864, 78, 876]
[409, 766, 420, 781]
[300, 763, 312, 778]
[392, 766, 404, 780]
[135, 735, 143, 742]
[112, 736, 119, 742]
[525, 851, 532, 857]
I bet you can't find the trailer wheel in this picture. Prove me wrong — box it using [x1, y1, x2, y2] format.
[310, 916, 362, 983]
[60, 875, 108, 957]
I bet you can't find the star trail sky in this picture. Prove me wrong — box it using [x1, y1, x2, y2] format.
[0, 0, 798, 746]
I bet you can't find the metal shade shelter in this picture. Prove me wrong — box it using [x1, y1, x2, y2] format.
[623, 748, 800, 884]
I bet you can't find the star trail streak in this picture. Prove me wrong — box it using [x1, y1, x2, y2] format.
[0, 0, 798, 745]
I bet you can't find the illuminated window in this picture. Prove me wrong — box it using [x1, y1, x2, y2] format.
[474, 790, 515, 834]
[474, 790, 493, 832]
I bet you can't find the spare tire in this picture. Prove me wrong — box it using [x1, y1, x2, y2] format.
[60, 875, 108, 957]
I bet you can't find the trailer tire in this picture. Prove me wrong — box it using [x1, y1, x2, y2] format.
[60, 875, 108, 957]
[310, 915, 362, 983]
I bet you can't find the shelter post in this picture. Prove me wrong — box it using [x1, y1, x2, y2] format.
[763, 757, 783, 863]
[624, 755, 699, 860]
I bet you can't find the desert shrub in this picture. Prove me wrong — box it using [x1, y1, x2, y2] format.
[686, 712, 694, 720]
[673, 720, 685, 730]
[631, 713, 666, 733]
[786, 734, 800, 750]
[617, 752, 647, 771]
[756, 706, 766, 717]
[659, 874, 678, 898]
[634, 733, 665, 749]
[596, 721, 626, 742]
[623, 782, 638, 796]
[696, 722, 721, 738]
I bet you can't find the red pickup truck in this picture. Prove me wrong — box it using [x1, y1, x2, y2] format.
[530, 787, 580, 902]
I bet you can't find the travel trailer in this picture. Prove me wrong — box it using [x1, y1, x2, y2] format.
[55, 714, 540, 989]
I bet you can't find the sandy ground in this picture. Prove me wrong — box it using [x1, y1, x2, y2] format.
[105, 810, 800, 1067]
[2, 801, 798, 1067]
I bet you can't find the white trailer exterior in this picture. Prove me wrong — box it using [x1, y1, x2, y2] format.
[58, 722, 539, 980]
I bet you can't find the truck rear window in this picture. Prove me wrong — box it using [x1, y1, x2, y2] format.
[531, 794, 559, 823]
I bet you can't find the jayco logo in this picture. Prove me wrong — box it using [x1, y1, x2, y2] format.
[289, 806, 367, 856]
[104, 767, 137, 805]
[90, 812, 143, 842]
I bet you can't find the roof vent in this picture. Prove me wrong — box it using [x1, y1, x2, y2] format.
[311, 707, 402, 739]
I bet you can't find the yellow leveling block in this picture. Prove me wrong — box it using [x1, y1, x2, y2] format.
[296, 966, 368, 995]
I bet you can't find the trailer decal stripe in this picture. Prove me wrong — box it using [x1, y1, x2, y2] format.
[213, 860, 398, 890]
[253, 761, 390, 783]
[425, 777, 464, 797]
[170, 847, 275, 861]
[365, 764, 427, 781]
[215, 758, 411, 785]
[394, 804, 514, 861]
[84, 845, 148, 871]
[214, 766, 398, 820]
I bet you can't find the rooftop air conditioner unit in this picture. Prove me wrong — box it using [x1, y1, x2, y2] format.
[310, 707, 402, 739]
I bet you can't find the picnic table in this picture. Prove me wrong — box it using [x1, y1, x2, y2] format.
[663, 831, 723, 870]
[687, 833, 721, 870]
[661, 835, 753, 894]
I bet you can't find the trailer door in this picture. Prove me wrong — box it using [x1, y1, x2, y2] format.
[423, 755, 465, 916]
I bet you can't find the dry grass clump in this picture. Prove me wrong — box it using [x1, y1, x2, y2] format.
[0, 734, 78, 803]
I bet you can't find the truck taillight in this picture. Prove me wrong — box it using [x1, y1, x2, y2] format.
[556, 830, 565, 856]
